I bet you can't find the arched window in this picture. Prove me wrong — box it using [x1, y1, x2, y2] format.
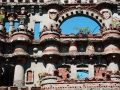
[25, 68, 34, 83]
[76, 65, 89, 79]
[60, 16, 100, 35]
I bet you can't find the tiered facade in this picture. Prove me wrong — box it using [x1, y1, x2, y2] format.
[0, 0, 120, 90]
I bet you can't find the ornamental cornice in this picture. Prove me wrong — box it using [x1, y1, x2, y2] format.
[11, 30, 34, 37]
[12, 53, 29, 57]
[10, 38, 32, 43]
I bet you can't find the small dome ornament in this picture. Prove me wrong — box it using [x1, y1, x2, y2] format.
[33, 47, 38, 53]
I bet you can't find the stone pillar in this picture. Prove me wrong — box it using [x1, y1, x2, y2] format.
[13, 57, 27, 89]
[14, 64, 25, 86]
[88, 64, 94, 78]
[70, 65, 76, 79]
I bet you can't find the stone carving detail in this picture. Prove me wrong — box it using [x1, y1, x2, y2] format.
[48, 9, 58, 20]
[13, 80, 25, 89]
[102, 11, 111, 19]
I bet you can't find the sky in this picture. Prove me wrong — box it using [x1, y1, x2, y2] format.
[77, 71, 89, 79]
[5, 16, 100, 39]
[60, 16, 100, 35]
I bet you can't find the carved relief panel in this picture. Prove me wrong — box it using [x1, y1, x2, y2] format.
[48, 9, 58, 20]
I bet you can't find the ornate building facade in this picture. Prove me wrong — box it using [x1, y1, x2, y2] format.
[0, 0, 120, 90]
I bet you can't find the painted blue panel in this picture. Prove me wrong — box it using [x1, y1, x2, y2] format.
[14, 22, 19, 28]
[34, 22, 40, 39]
[77, 71, 88, 79]
[5, 22, 10, 32]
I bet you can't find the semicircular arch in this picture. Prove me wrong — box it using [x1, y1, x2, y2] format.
[56, 6, 105, 27]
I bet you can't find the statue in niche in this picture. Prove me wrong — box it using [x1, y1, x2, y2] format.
[102, 11, 111, 19]
[48, 9, 58, 20]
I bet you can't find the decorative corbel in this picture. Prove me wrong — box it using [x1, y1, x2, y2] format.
[39, 6, 42, 15]
[76, 5, 82, 13]
[11, 6, 14, 13]
[31, 6, 34, 15]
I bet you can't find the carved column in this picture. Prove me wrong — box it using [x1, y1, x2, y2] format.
[13, 57, 27, 88]
[70, 64, 76, 79]
[88, 65, 94, 78]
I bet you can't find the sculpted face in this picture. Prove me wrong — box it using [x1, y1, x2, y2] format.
[102, 11, 111, 19]
[48, 9, 58, 20]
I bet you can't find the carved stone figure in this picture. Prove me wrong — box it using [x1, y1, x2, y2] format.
[102, 11, 111, 19]
[48, 9, 58, 20]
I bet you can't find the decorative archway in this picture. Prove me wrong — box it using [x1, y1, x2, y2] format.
[56, 5, 105, 27]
